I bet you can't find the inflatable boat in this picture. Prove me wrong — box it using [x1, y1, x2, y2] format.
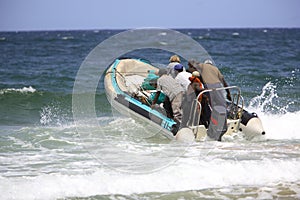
[104, 58, 265, 141]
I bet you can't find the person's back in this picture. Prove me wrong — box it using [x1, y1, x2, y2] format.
[157, 74, 184, 101]
[153, 69, 184, 123]
[173, 63, 192, 91]
[167, 55, 181, 78]
[198, 63, 224, 85]
[175, 71, 191, 91]
[188, 59, 231, 101]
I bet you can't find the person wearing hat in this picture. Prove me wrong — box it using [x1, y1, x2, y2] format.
[166, 55, 181, 78]
[188, 59, 231, 140]
[173, 63, 192, 91]
[151, 68, 184, 123]
[188, 59, 231, 102]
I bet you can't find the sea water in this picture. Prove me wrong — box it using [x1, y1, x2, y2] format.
[0, 29, 299, 199]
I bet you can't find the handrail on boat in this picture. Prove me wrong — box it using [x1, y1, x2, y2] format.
[187, 98, 202, 128]
[188, 86, 245, 132]
[196, 86, 244, 112]
[196, 86, 241, 101]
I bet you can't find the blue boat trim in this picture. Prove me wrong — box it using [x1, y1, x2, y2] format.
[110, 59, 177, 132]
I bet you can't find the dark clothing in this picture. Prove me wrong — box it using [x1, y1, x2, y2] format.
[163, 95, 173, 119]
[181, 81, 211, 129]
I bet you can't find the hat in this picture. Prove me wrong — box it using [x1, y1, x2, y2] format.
[192, 71, 200, 77]
[204, 59, 213, 65]
[188, 59, 198, 68]
[174, 64, 184, 70]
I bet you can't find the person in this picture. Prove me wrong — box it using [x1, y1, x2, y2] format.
[141, 70, 159, 90]
[188, 59, 232, 141]
[190, 70, 204, 89]
[188, 73, 205, 103]
[151, 68, 184, 122]
[173, 63, 192, 91]
[188, 59, 231, 102]
[181, 72, 211, 129]
[166, 55, 181, 78]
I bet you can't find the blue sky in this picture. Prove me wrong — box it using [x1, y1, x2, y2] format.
[0, 0, 299, 31]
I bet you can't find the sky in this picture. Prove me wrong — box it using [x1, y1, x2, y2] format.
[0, 0, 299, 31]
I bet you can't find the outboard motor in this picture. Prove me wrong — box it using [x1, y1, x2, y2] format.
[207, 105, 228, 141]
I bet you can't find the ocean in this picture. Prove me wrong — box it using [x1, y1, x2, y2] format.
[0, 28, 299, 199]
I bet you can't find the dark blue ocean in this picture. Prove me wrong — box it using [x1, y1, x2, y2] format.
[0, 29, 299, 199]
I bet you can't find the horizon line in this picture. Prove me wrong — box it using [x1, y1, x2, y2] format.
[1, 26, 300, 33]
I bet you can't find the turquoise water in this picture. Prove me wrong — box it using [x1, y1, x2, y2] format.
[0, 29, 299, 199]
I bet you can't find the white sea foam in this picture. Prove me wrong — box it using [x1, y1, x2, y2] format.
[255, 111, 300, 140]
[246, 81, 300, 140]
[1, 116, 299, 199]
[158, 32, 167, 36]
[0, 157, 299, 199]
[61, 36, 74, 40]
[0, 86, 36, 94]
[159, 41, 168, 45]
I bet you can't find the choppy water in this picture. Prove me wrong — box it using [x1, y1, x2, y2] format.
[0, 29, 299, 199]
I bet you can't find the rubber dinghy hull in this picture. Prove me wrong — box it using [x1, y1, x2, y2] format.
[240, 110, 265, 139]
